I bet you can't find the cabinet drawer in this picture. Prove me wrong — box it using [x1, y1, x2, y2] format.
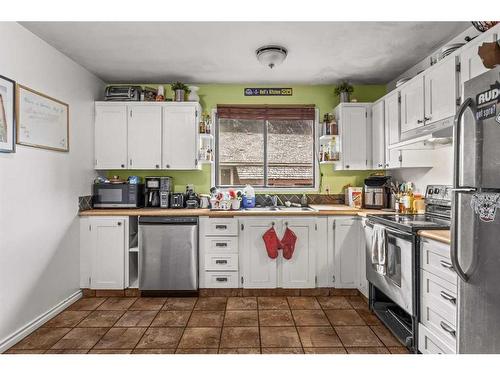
[420, 239, 457, 286]
[204, 237, 238, 253]
[205, 253, 238, 271]
[418, 323, 456, 354]
[204, 272, 239, 288]
[421, 300, 457, 350]
[205, 218, 238, 236]
[421, 269, 457, 326]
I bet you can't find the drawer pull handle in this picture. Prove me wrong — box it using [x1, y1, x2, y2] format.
[215, 260, 228, 264]
[440, 291, 457, 304]
[215, 225, 227, 230]
[440, 260, 454, 270]
[440, 321, 456, 337]
[215, 242, 228, 247]
[215, 277, 228, 282]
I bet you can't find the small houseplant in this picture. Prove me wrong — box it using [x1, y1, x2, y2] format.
[334, 81, 354, 103]
[171, 82, 190, 102]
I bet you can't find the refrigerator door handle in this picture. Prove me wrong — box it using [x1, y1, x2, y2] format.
[451, 97, 477, 283]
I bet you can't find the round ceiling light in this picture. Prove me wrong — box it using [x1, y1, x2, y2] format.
[256, 45, 288, 69]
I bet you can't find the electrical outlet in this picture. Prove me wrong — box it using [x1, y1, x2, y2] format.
[325, 185, 330, 195]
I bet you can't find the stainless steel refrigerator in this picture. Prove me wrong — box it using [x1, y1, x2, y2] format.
[452, 66, 500, 353]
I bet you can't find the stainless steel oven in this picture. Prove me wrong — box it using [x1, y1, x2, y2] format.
[366, 221, 413, 314]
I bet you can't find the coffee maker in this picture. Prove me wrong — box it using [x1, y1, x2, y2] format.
[144, 177, 172, 208]
[363, 176, 391, 209]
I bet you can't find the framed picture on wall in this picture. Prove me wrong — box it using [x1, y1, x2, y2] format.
[16, 84, 69, 152]
[0, 74, 16, 153]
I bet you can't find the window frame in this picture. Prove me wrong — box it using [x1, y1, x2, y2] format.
[211, 107, 320, 192]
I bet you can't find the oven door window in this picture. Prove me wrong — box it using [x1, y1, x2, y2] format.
[385, 234, 402, 287]
[97, 188, 123, 203]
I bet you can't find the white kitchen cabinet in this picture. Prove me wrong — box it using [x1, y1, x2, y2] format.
[162, 104, 200, 170]
[127, 105, 162, 169]
[240, 217, 316, 289]
[400, 75, 425, 136]
[95, 104, 128, 169]
[359, 219, 371, 297]
[80, 217, 128, 290]
[371, 100, 385, 169]
[280, 218, 316, 288]
[334, 103, 371, 170]
[240, 218, 278, 288]
[329, 216, 360, 289]
[424, 57, 459, 126]
[459, 27, 499, 97]
[384, 91, 401, 169]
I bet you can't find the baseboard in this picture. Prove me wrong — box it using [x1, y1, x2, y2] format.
[0, 290, 82, 353]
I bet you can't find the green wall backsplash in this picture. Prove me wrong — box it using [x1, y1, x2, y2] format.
[104, 83, 386, 194]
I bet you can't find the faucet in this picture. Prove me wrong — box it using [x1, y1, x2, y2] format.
[265, 194, 284, 207]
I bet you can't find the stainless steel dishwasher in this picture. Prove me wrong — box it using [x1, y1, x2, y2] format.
[139, 217, 198, 292]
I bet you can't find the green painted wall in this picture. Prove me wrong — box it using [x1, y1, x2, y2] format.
[106, 84, 386, 194]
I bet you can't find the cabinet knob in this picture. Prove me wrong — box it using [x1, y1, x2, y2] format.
[155, 164, 159, 168]
[117, 222, 122, 226]
[345, 165, 350, 169]
[166, 164, 170, 168]
[417, 119, 424, 124]
[424, 116, 432, 121]
[121, 164, 125, 168]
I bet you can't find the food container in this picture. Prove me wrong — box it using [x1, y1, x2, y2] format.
[345, 187, 363, 208]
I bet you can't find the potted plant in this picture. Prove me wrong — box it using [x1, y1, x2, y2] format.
[334, 81, 354, 103]
[171, 82, 190, 102]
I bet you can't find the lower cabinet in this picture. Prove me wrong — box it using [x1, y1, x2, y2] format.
[359, 218, 371, 297]
[329, 216, 361, 289]
[80, 216, 128, 290]
[240, 217, 316, 289]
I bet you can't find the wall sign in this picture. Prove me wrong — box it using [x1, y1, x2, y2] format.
[471, 193, 500, 222]
[475, 81, 500, 121]
[244, 88, 293, 96]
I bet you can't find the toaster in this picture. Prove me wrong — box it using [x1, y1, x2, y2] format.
[104, 86, 142, 101]
[170, 193, 185, 208]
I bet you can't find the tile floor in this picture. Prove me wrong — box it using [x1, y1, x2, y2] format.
[5, 295, 410, 354]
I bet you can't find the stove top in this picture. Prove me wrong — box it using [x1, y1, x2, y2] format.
[367, 214, 450, 233]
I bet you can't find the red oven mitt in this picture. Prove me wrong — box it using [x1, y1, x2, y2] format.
[281, 227, 297, 260]
[262, 226, 281, 259]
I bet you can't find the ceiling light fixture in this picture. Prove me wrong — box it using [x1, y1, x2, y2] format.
[256, 45, 288, 69]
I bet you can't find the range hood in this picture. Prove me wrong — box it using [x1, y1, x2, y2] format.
[401, 115, 454, 144]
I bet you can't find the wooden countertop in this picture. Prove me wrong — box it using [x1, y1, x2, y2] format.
[418, 230, 451, 244]
[79, 205, 394, 218]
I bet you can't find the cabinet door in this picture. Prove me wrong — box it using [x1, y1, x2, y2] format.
[127, 106, 162, 169]
[333, 217, 360, 289]
[280, 219, 316, 288]
[460, 30, 498, 97]
[424, 57, 458, 125]
[385, 91, 400, 147]
[400, 76, 425, 134]
[162, 105, 198, 170]
[371, 100, 385, 169]
[342, 106, 368, 170]
[240, 219, 277, 288]
[95, 105, 128, 169]
[359, 220, 371, 297]
[90, 217, 126, 289]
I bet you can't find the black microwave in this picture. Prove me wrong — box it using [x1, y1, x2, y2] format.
[93, 183, 144, 208]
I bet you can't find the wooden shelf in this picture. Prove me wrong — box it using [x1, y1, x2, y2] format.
[319, 134, 339, 141]
[199, 133, 214, 139]
[320, 160, 340, 165]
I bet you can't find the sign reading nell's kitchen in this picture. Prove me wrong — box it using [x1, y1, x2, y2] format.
[244, 88, 293, 96]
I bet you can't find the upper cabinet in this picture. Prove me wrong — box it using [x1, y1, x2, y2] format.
[384, 91, 401, 169]
[95, 104, 128, 169]
[94, 102, 201, 170]
[162, 105, 199, 170]
[334, 103, 371, 170]
[371, 100, 385, 170]
[459, 28, 499, 97]
[400, 75, 425, 137]
[423, 57, 459, 127]
[127, 105, 162, 169]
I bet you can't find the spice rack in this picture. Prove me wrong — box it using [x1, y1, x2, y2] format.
[319, 113, 341, 166]
[198, 113, 214, 164]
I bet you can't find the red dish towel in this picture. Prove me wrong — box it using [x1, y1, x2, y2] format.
[281, 227, 297, 260]
[262, 226, 281, 259]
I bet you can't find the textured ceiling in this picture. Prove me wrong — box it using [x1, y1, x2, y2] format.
[20, 22, 469, 84]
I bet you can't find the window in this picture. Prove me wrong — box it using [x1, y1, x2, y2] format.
[215, 105, 316, 188]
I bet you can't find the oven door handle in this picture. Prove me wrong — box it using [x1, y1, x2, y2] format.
[366, 220, 413, 240]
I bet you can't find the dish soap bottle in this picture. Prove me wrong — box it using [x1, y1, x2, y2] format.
[301, 194, 308, 207]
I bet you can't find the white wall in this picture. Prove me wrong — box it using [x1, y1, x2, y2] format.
[0, 22, 103, 350]
[388, 146, 454, 194]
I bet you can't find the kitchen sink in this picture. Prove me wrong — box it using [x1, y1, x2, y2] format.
[243, 206, 316, 212]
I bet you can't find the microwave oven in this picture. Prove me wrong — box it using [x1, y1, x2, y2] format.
[93, 183, 144, 208]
